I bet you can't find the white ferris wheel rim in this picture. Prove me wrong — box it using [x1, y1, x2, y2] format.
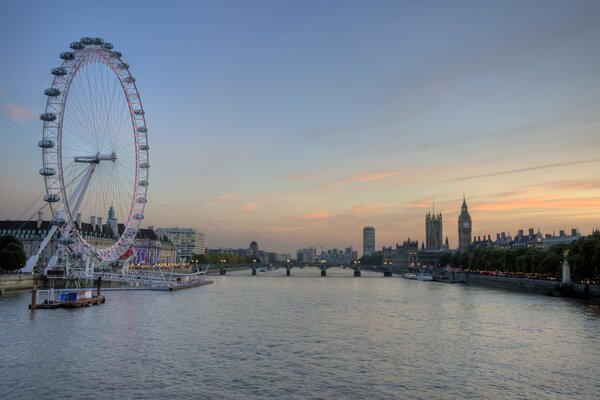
[39, 37, 149, 263]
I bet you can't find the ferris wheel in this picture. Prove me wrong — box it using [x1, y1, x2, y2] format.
[24, 37, 149, 272]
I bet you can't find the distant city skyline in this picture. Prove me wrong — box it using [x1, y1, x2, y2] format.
[1, 0, 600, 253]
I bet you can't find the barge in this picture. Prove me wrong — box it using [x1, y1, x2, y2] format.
[29, 288, 105, 310]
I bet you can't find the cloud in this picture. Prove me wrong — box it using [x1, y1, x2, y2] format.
[475, 196, 600, 212]
[348, 204, 388, 215]
[3, 103, 36, 122]
[537, 179, 600, 192]
[242, 202, 256, 211]
[207, 193, 237, 205]
[321, 169, 406, 189]
[443, 158, 600, 183]
[293, 211, 331, 220]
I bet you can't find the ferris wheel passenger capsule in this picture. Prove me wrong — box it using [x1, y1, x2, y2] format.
[117, 63, 129, 69]
[133, 214, 144, 220]
[93, 37, 104, 45]
[44, 194, 60, 203]
[40, 112, 56, 121]
[51, 67, 67, 76]
[111, 50, 122, 58]
[80, 37, 93, 45]
[60, 52, 74, 60]
[102, 42, 113, 50]
[136, 197, 147, 204]
[70, 42, 84, 50]
[134, 109, 144, 116]
[139, 144, 149, 151]
[38, 139, 55, 148]
[137, 127, 147, 133]
[139, 163, 149, 169]
[44, 88, 60, 97]
[123, 77, 135, 83]
[39, 167, 56, 176]
[139, 180, 148, 187]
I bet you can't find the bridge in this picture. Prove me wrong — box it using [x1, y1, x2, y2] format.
[213, 262, 395, 277]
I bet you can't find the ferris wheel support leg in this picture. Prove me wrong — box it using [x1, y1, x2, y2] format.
[22, 224, 59, 273]
[69, 163, 97, 217]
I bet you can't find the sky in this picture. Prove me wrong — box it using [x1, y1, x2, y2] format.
[1, 0, 600, 254]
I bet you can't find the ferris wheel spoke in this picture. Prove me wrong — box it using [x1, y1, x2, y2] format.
[65, 85, 99, 149]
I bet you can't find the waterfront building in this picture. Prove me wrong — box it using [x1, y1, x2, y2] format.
[297, 247, 317, 263]
[0, 211, 176, 268]
[425, 210, 443, 250]
[511, 228, 544, 249]
[363, 226, 375, 256]
[381, 239, 419, 268]
[155, 227, 205, 262]
[418, 248, 452, 267]
[248, 241, 260, 260]
[541, 229, 581, 249]
[458, 196, 472, 251]
[469, 228, 580, 250]
[319, 246, 356, 265]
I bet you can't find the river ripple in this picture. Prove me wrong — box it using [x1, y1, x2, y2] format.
[1, 268, 599, 399]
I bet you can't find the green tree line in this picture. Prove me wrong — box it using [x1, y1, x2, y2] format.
[438, 232, 600, 282]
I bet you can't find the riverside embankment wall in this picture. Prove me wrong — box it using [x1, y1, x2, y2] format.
[455, 272, 600, 299]
[0, 273, 43, 292]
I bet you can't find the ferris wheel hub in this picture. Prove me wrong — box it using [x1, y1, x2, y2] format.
[74, 152, 117, 164]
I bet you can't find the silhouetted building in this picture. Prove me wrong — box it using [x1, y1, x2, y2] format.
[363, 226, 375, 256]
[382, 239, 419, 268]
[458, 196, 472, 251]
[426, 210, 443, 250]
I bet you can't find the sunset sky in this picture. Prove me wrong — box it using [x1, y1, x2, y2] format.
[1, 0, 600, 254]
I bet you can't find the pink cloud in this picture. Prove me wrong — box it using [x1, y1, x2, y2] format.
[475, 196, 600, 212]
[242, 203, 256, 211]
[293, 211, 331, 220]
[3, 103, 36, 122]
[321, 169, 406, 189]
[207, 193, 237, 205]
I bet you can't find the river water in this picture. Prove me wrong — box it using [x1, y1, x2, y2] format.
[1, 268, 599, 399]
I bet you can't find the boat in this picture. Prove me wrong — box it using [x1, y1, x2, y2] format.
[403, 272, 418, 280]
[417, 273, 433, 281]
[30, 288, 105, 309]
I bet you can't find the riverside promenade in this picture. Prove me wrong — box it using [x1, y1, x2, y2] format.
[446, 270, 600, 299]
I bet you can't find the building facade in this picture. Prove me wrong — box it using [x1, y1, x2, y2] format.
[363, 226, 375, 256]
[425, 211, 443, 250]
[458, 196, 472, 251]
[381, 239, 419, 268]
[153, 227, 205, 262]
[0, 211, 176, 269]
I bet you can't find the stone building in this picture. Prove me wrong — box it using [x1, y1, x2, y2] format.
[426, 210, 443, 250]
[458, 196, 472, 251]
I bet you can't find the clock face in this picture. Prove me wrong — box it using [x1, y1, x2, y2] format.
[463, 222, 470, 229]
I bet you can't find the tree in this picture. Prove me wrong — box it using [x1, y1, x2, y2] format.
[360, 251, 382, 266]
[0, 235, 26, 271]
[438, 252, 453, 267]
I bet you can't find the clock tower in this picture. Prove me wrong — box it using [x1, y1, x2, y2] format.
[458, 196, 472, 251]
